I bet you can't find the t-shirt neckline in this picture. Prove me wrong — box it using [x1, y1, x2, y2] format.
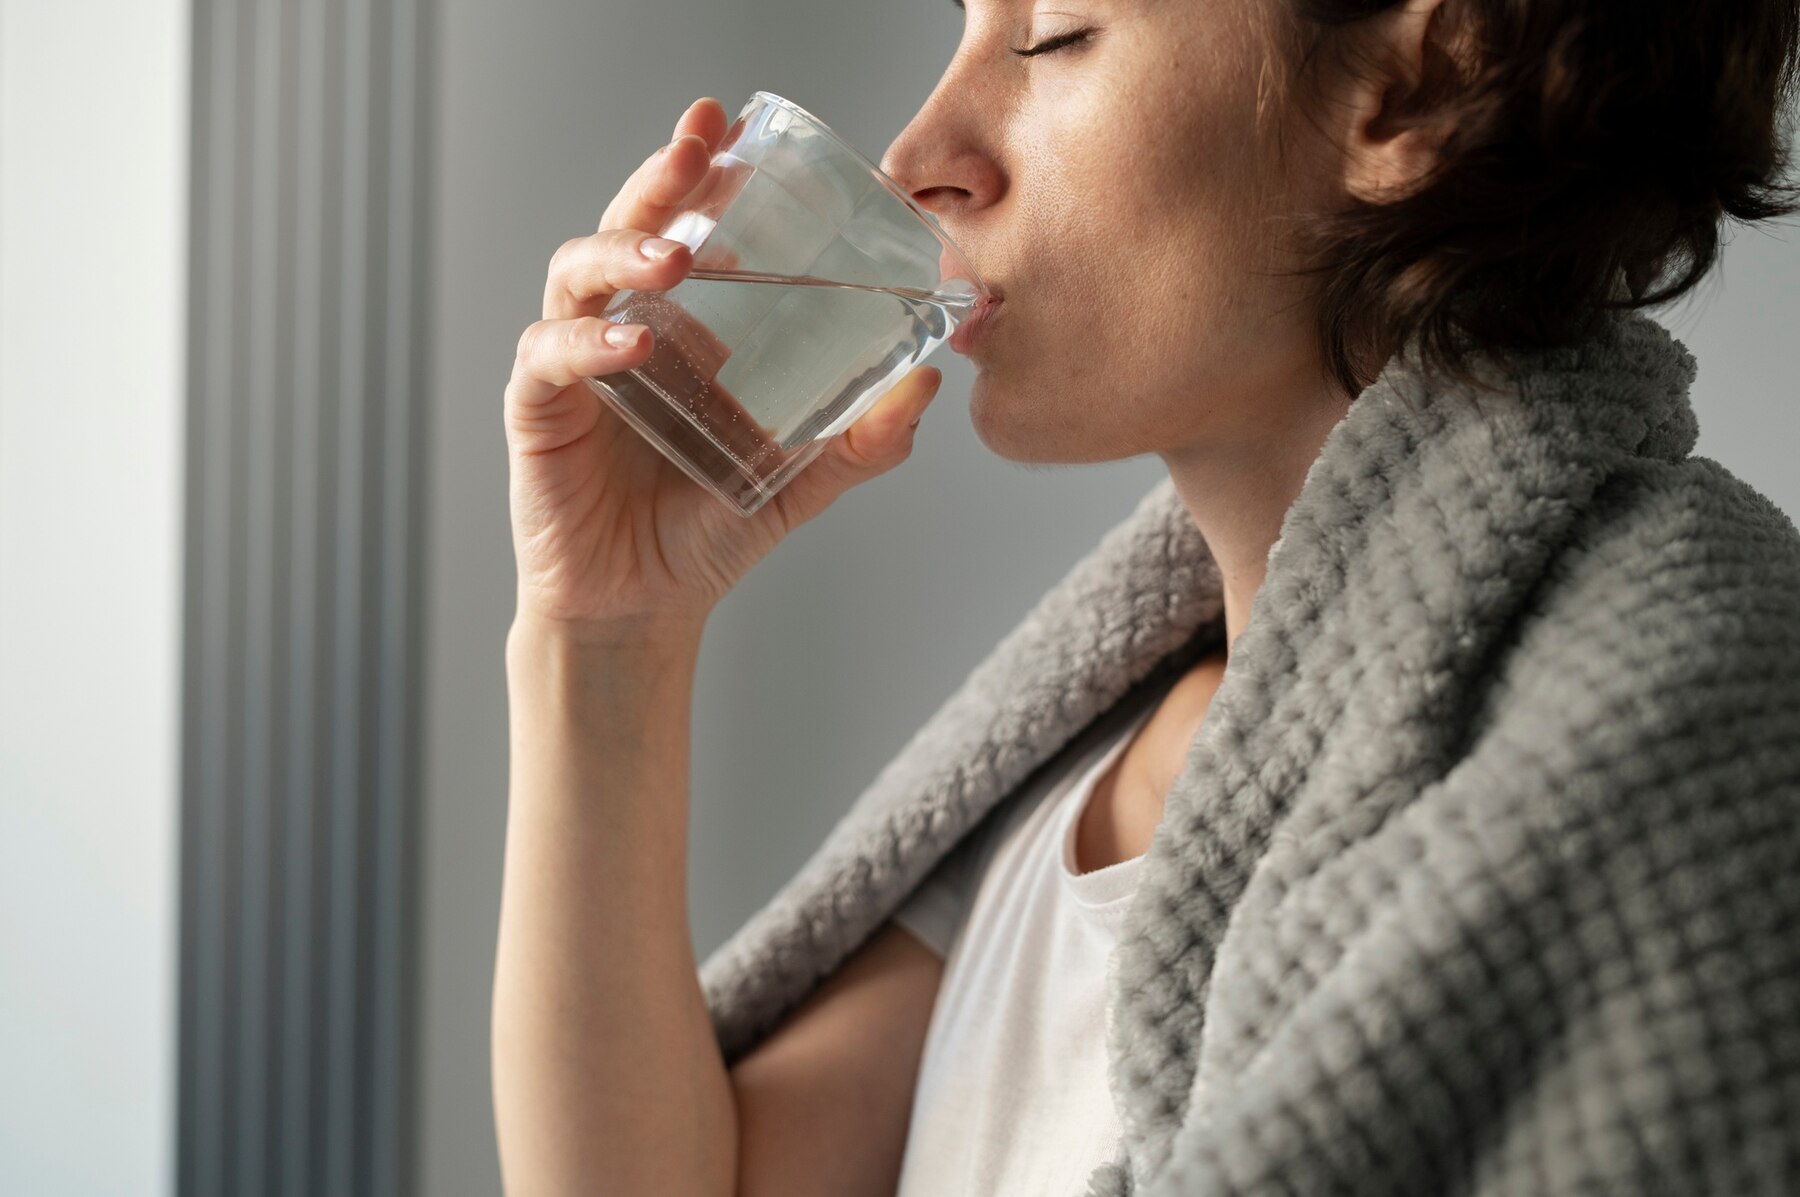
[1057, 693, 1163, 912]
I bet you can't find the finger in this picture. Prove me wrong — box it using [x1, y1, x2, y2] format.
[545, 98, 735, 320]
[543, 226, 693, 321]
[835, 365, 942, 468]
[506, 316, 654, 412]
[600, 97, 730, 235]
[768, 367, 944, 531]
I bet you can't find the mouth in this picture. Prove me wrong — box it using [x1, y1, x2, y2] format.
[950, 293, 1005, 355]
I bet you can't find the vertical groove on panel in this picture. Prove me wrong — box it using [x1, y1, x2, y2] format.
[280, 0, 324, 1188]
[326, 0, 370, 1188]
[220, 0, 256, 1184]
[238, 0, 279, 1185]
[308, 0, 348, 1185]
[375, 0, 428, 1190]
[355, 1, 394, 1192]
[177, 0, 431, 1189]
[177, 0, 214, 1192]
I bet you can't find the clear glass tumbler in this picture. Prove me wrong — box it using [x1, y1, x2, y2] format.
[587, 91, 993, 517]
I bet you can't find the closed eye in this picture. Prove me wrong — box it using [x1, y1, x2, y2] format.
[1010, 28, 1094, 58]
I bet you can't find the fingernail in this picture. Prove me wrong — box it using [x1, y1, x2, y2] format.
[605, 324, 644, 347]
[640, 237, 683, 260]
[908, 415, 922, 429]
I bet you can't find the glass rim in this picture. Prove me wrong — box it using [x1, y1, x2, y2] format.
[747, 90, 991, 301]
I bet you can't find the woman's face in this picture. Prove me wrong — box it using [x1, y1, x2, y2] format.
[881, 0, 1349, 464]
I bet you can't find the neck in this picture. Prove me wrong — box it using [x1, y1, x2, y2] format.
[1157, 378, 1353, 658]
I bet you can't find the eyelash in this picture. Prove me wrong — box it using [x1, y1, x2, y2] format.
[1010, 28, 1094, 58]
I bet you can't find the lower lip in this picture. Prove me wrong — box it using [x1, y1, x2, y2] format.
[950, 298, 1004, 355]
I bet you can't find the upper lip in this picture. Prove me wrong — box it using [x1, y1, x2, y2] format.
[968, 283, 1005, 310]
[938, 248, 1004, 303]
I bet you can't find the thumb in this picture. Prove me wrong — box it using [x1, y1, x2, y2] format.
[766, 365, 943, 529]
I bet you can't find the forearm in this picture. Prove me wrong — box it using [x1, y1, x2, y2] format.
[492, 613, 736, 1197]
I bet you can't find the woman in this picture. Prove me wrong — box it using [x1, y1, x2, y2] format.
[491, 0, 1800, 1192]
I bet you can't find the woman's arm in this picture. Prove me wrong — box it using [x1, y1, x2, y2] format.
[492, 612, 735, 1197]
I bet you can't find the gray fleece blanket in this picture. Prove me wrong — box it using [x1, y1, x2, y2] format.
[697, 306, 1800, 1196]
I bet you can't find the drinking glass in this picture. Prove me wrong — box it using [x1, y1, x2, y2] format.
[587, 91, 993, 517]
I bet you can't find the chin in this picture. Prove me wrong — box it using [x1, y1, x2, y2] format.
[967, 374, 1116, 465]
[966, 373, 1036, 460]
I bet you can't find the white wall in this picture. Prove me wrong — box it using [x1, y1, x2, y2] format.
[0, 3, 189, 1195]
[1663, 222, 1800, 497]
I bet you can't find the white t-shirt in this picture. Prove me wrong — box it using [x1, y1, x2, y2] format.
[889, 669, 1175, 1196]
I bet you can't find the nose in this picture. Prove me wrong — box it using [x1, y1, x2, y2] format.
[888, 117, 1003, 297]
[879, 95, 1005, 222]
[877, 129, 917, 203]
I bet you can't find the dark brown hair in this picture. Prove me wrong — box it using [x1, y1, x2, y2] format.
[1254, 0, 1800, 398]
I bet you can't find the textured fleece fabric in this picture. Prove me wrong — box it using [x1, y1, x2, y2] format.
[697, 306, 1800, 1196]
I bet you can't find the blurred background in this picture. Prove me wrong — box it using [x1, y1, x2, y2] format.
[2, 0, 1795, 1194]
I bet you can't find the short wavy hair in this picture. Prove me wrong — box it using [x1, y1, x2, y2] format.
[1253, 0, 1800, 398]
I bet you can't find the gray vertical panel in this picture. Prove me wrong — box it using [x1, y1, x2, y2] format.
[374, 0, 426, 1190]
[197, 0, 240, 1189]
[177, 0, 222, 1191]
[238, 0, 280, 1185]
[178, 0, 432, 1190]
[325, 0, 370, 1186]
[308, 0, 347, 1186]
[280, 0, 324, 1187]
[221, 0, 255, 1178]
[356, 2, 394, 1192]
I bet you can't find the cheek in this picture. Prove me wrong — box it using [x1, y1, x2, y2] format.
[1116, 120, 1290, 354]
[1052, 123, 1273, 323]
[1004, 142, 1280, 391]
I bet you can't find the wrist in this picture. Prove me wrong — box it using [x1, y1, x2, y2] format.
[504, 609, 704, 749]
[507, 606, 709, 658]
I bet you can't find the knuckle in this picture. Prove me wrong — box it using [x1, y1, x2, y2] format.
[549, 234, 584, 273]
[516, 320, 552, 365]
[554, 230, 651, 299]
[607, 229, 653, 283]
[566, 317, 600, 351]
[504, 354, 530, 403]
[548, 235, 597, 295]
[608, 225, 649, 251]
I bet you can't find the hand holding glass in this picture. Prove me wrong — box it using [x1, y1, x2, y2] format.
[586, 91, 993, 517]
